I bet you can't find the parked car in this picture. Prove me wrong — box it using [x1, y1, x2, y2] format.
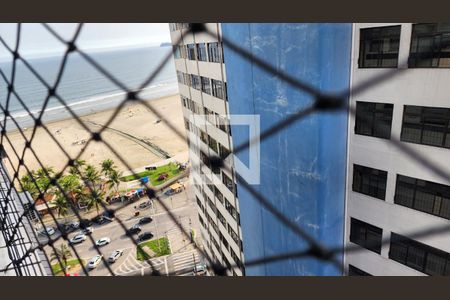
[79, 219, 93, 229]
[138, 217, 153, 225]
[138, 232, 154, 242]
[87, 255, 103, 269]
[125, 225, 141, 236]
[69, 234, 87, 245]
[93, 215, 112, 225]
[68, 221, 80, 229]
[108, 250, 124, 263]
[138, 201, 152, 209]
[192, 264, 208, 276]
[95, 237, 111, 247]
[39, 227, 56, 236]
[81, 227, 94, 235]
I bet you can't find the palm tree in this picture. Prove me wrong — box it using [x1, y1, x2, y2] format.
[106, 169, 121, 194]
[85, 164, 101, 190]
[85, 188, 106, 214]
[50, 243, 72, 274]
[20, 172, 39, 199]
[52, 192, 69, 219]
[68, 159, 86, 177]
[58, 174, 81, 205]
[100, 159, 117, 178]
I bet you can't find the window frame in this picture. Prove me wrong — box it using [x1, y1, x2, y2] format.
[355, 101, 394, 139]
[358, 25, 401, 68]
[408, 23, 450, 68]
[352, 164, 388, 200]
[349, 218, 383, 254]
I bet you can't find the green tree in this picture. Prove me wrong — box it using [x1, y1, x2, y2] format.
[85, 188, 106, 214]
[85, 164, 101, 190]
[68, 159, 86, 177]
[100, 159, 117, 178]
[106, 169, 121, 194]
[52, 192, 69, 219]
[50, 243, 72, 274]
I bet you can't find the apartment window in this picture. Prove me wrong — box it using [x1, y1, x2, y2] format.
[191, 74, 201, 90]
[220, 232, 229, 251]
[173, 46, 181, 59]
[350, 218, 383, 254]
[219, 144, 231, 160]
[201, 76, 211, 94]
[176, 71, 184, 84]
[359, 25, 401, 68]
[208, 42, 223, 63]
[355, 101, 394, 139]
[197, 43, 208, 61]
[217, 114, 229, 133]
[222, 172, 234, 193]
[208, 135, 219, 153]
[401, 105, 450, 149]
[211, 79, 227, 100]
[214, 187, 224, 204]
[395, 174, 450, 220]
[217, 210, 227, 228]
[348, 265, 372, 276]
[187, 44, 196, 60]
[389, 233, 450, 275]
[225, 198, 238, 220]
[200, 130, 208, 144]
[352, 164, 388, 200]
[409, 23, 450, 68]
[228, 224, 240, 246]
[183, 73, 191, 86]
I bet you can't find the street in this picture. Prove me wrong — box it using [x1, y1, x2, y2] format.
[39, 181, 206, 276]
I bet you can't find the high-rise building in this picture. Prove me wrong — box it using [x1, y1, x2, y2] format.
[169, 23, 351, 276]
[170, 23, 450, 276]
[345, 23, 450, 276]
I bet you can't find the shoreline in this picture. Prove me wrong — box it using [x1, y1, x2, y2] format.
[6, 92, 179, 135]
[3, 93, 188, 179]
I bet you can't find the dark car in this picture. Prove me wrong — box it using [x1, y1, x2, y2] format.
[93, 216, 112, 225]
[137, 201, 152, 210]
[79, 219, 93, 229]
[138, 217, 153, 225]
[125, 225, 142, 236]
[138, 232, 154, 242]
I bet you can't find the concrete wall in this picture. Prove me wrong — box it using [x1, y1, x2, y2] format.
[222, 23, 352, 275]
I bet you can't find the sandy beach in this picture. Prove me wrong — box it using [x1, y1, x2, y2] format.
[3, 94, 188, 179]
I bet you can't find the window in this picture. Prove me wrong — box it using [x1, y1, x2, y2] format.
[395, 174, 450, 220]
[182, 73, 191, 86]
[211, 79, 227, 100]
[176, 71, 184, 84]
[222, 172, 234, 193]
[355, 101, 394, 139]
[191, 74, 201, 90]
[359, 26, 401, 68]
[348, 265, 372, 276]
[401, 105, 450, 149]
[389, 233, 450, 275]
[208, 135, 219, 153]
[197, 43, 208, 61]
[352, 164, 388, 200]
[219, 144, 231, 160]
[228, 224, 240, 246]
[409, 23, 450, 68]
[215, 187, 224, 204]
[187, 44, 196, 60]
[208, 42, 223, 63]
[350, 218, 382, 254]
[201, 76, 211, 94]
[217, 210, 226, 228]
[173, 46, 181, 59]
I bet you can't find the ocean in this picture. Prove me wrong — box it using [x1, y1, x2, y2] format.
[0, 45, 178, 131]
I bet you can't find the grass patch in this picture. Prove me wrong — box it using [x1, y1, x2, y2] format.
[51, 259, 84, 275]
[120, 162, 182, 185]
[136, 237, 171, 261]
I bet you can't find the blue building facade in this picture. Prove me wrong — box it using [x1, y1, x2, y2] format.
[221, 23, 352, 275]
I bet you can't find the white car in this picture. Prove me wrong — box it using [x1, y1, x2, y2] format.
[69, 221, 80, 229]
[95, 237, 111, 247]
[69, 234, 87, 245]
[87, 255, 103, 269]
[40, 227, 56, 236]
[108, 250, 124, 263]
